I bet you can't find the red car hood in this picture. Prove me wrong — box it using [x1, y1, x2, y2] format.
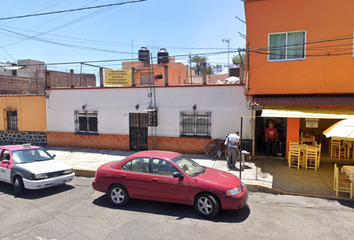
[194, 167, 242, 189]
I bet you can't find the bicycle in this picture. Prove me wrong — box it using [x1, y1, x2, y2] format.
[205, 139, 236, 159]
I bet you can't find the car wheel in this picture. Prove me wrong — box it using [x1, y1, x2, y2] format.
[194, 193, 220, 218]
[14, 177, 24, 197]
[107, 184, 129, 207]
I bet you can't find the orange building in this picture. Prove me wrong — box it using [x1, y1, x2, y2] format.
[244, 0, 354, 157]
[122, 57, 189, 86]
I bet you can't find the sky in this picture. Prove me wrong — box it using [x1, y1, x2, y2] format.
[0, 0, 246, 76]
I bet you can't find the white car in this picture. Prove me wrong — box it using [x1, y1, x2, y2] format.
[0, 144, 75, 196]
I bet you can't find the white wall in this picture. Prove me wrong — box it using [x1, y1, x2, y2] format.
[46, 85, 252, 139]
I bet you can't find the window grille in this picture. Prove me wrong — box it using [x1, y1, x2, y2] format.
[74, 111, 98, 134]
[140, 72, 154, 85]
[6, 111, 18, 130]
[180, 112, 211, 137]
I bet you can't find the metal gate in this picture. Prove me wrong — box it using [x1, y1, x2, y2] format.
[129, 113, 148, 151]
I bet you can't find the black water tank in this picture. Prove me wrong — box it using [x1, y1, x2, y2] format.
[138, 47, 150, 63]
[157, 48, 169, 64]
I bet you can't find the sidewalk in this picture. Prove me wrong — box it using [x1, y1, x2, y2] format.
[45, 147, 351, 200]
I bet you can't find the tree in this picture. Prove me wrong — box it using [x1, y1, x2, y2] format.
[212, 65, 223, 74]
[206, 64, 214, 75]
[191, 55, 207, 75]
[232, 53, 246, 66]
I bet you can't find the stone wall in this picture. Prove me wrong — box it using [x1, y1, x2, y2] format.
[0, 131, 47, 146]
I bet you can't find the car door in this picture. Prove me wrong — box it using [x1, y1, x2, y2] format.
[120, 157, 151, 199]
[0, 149, 12, 183]
[149, 158, 190, 204]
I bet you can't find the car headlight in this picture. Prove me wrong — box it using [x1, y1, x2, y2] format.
[226, 181, 245, 196]
[32, 173, 48, 180]
[63, 169, 73, 174]
[240, 181, 245, 191]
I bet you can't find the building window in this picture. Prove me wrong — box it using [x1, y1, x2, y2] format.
[268, 31, 306, 61]
[180, 112, 211, 138]
[74, 111, 98, 134]
[140, 72, 154, 85]
[11, 70, 17, 76]
[6, 111, 18, 130]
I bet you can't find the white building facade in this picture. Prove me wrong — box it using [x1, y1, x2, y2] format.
[46, 84, 252, 154]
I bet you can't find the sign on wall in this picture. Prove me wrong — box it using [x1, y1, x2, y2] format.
[104, 69, 132, 86]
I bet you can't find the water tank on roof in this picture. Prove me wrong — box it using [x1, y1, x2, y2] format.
[157, 48, 169, 64]
[138, 47, 150, 63]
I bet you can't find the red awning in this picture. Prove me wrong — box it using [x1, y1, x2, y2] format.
[252, 94, 354, 106]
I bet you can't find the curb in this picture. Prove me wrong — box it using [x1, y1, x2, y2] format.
[247, 184, 353, 201]
[74, 169, 96, 178]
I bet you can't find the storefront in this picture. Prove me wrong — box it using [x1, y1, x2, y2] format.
[251, 95, 354, 158]
[254, 107, 354, 158]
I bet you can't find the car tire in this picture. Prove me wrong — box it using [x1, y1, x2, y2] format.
[14, 177, 24, 197]
[194, 193, 220, 218]
[107, 184, 129, 207]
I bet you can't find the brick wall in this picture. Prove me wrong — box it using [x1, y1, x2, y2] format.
[47, 71, 96, 88]
[0, 75, 45, 95]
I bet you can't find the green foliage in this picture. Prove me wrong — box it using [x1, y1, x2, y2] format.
[191, 55, 207, 75]
[232, 53, 246, 65]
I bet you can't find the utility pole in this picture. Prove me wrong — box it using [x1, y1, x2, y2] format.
[223, 38, 231, 72]
[189, 52, 192, 84]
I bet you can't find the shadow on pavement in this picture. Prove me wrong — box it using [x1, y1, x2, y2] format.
[0, 181, 74, 199]
[338, 199, 354, 209]
[92, 194, 250, 223]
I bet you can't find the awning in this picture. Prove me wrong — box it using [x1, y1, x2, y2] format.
[252, 94, 354, 106]
[261, 108, 354, 119]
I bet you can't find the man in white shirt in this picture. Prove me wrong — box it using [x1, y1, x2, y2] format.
[224, 131, 240, 170]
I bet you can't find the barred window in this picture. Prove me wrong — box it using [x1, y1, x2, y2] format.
[74, 111, 98, 134]
[140, 72, 154, 85]
[180, 112, 211, 137]
[6, 111, 18, 130]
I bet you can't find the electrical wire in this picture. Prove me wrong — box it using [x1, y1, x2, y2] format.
[0, 0, 147, 21]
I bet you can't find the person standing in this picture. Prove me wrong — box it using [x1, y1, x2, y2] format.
[225, 131, 240, 170]
[265, 122, 278, 156]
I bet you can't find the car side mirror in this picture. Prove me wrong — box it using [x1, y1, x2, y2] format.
[173, 172, 184, 179]
[52, 154, 56, 158]
[1, 160, 10, 165]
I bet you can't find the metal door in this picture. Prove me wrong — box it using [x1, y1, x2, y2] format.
[129, 113, 148, 151]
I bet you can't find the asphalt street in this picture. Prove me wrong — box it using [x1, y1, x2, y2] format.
[0, 177, 353, 240]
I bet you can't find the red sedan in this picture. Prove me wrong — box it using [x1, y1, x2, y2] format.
[92, 151, 247, 218]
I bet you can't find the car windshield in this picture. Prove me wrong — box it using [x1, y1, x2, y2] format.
[172, 154, 206, 177]
[12, 149, 53, 164]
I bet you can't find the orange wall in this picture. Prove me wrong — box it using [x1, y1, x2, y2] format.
[245, 0, 354, 95]
[286, 118, 300, 159]
[0, 96, 46, 132]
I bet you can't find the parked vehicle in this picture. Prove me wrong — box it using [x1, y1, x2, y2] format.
[0, 144, 75, 196]
[92, 150, 247, 218]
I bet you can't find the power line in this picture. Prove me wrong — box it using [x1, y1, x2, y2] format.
[0, 0, 147, 21]
[0, 27, 134, 55]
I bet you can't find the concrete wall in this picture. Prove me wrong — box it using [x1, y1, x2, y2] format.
[46, 85, 251, 139]
[0, 96, 46, 132]
[0, 96, 47, 145]
[46, 85, 252, 153]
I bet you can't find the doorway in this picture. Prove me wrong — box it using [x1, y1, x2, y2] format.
[129, 113, 148, 151]
[255, 110, 287, 157]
